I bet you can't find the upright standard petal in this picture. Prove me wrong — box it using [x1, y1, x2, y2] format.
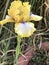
[14, 22, 36, 37]
[30, 14, 42, 21]
[8, 1, 31, 23]
[22, 2, 31, 21]
[8, 0, 22, 22]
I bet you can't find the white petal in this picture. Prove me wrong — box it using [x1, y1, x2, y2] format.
[14, 22, 36, 37]
[6, 15, 11, 19]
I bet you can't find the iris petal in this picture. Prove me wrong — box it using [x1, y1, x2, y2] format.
[0, 15, 14, 25]
[30, 14, 42, 21]
[14, 22, 36, 37]
[8, 1, 22, 22]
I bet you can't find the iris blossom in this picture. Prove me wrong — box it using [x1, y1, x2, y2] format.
[0, 0, 42, 37]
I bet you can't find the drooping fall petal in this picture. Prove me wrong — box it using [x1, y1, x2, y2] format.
[14, 22, 36, 37]
[30, 14, 42, 21]
[0, 15, 14, 25]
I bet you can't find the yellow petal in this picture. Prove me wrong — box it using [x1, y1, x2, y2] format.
[23, 2, 29, 6]
[22, 2, 31, 21]
[14, 22, 36, 37]
[8, 1, 31, 22]
[8, 0, 22, 22]
[0, 15, 14, 25]
[30, 14, 42, 21]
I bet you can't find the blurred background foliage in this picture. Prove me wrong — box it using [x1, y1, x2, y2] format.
[0, 0, 49, 65]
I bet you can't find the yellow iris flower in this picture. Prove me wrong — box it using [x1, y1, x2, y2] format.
[0, 0, 42, 37]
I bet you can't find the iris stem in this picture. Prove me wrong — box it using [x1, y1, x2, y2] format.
[15, 35, 21, 65]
